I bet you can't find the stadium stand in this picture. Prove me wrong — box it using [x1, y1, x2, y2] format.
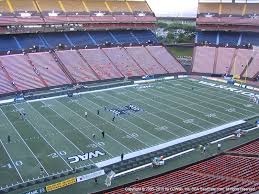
[219, 32, 240, 46]
[107, 1, 131, 13]
[61, 0, 86, 12]
[10, 0, 38, 12]
[106, 140, 259, 194]
[215, 47, 235, 75]
[221, 3, 244, 16]
[245, 49, 259, 78]
[198, 3, 219, 15]
[35, 0, 63, 12]
[0, 66, 17, 94]
[246, 3, 259, 15]
[127, 1, 152, 12]
[196, 31, 217, 44]
[192, 46, 216, 74]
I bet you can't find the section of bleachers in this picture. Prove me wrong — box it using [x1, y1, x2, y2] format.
[65, 32, 94, 46]
[89, 31, 115, 45]
[215, 47, 235, 74]
[230, 49, 253, 76]
[186, 155, 259, 181]
[10, 0, 37, 12]
[127, 1, 151, 12]
[192, 46, 216, 74]
[197, 31, 217, 44]
[28, 52, 71, 87]
[198, 3, 219, 14]
[79, 48, 123, 80]
[40, 33, 72, 48]
[84, 0, 109, 12]
[219, 32, 240, 46]
[245, 3, 259, 15]
[102, 47, 146, 77]
[107, 1, 130, 13]
[110, 31, 138, 44]
[16, 34, 47, 49]
[125, 46, 168, 75]
[0, 68, 16, 94]
[35, 0, 62, 12]
[221, 3, 244, 16]
[55, 50, 98, 82]
[231, 140, 259, 155]
[0, 35, 19, 51]
[61, 0, 85, 12]
[0, 54, 45, 91]
[241, 32, 259, 46]
[146, 46, 186, 74]
[246, 51, 259, 78]
[132, 30, 157, 43]
[0, 0, 11, 13]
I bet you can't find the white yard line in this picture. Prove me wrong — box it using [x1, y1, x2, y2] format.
[74, 97, 150, 147]
[151, 84, 237, 122]
[27, 103, 85, 156]
[14, 105, 73, 171]
[50, 99, 114, 158]
[116, 90, 196, 134]
[0, 108, 49, 176]
[102, 92, 181, 138]
[124, 88, 208, 130]
[0, 139, 24, 182]
[90, 93, 168, 142]
[163, 82, 250, 117]
[56, 99, 133, 153]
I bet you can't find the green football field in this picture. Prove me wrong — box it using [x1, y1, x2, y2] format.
[0, 78, 258, 190]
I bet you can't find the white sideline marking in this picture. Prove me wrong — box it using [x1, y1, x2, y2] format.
[0, 139, 24, 182]
[96, 120, 245, 168]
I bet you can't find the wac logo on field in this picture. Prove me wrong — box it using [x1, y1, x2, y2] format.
[68, 150, 105, 164]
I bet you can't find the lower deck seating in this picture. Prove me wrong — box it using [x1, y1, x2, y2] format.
[0, 55, 44, 91]
[146, 46, 186, 74]
[79, 48, 123, 80]
[215, 47, 235, 74]
[102, 47, 146, 77]
[192, 46, 215, 74]
[230, 140, 259, 155]
[125, 46, 168, 75]
[55, 50, 98, 82]
[0, 68, 16, 94]
[28, 52, 71, 87]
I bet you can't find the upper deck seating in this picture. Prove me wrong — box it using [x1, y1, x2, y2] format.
[107, 1, 131, 13]
[198, 3, 219, 14]
[0, 0, 12, 13]
[192, 46, 215, 74]
[55, 50, 98, 82]
[35, 0, 62, 12]
[245, 3, 259, 15]
[10, 0, 38, 12]
[125, 46, 167, 75]
[241, 32, 259, 46]
[102, 47, 146, 77]
[84, 0, 109, 12]
[127, 1, 151, 13]
[60, 0, 85, 13]
[221, 3, 244, 16]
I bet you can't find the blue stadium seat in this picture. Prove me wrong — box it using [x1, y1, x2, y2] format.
[197, 31, 217, 44]
[15, 34, 47, 50]
[89, 31, 116, 45]
[40, 32, 73, 48]
[0, 35, 19, 51]
[111, 31, 139, 44]
[132, 30, 158, 43]
[219, 32, 240, 46]
[241, 32, 259, 46]
[65, 31, 95, 46]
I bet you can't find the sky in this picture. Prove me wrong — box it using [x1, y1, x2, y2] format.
[146, 0, 198, 17]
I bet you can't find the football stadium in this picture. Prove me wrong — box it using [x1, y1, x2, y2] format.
[0, 0, 258, 194]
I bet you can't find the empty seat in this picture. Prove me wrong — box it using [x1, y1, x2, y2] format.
[219, 32, 240, 46]
[36, 0, 62, 12]
[0, 68, 16, 94]
[0, 35, 19, 51]
[198, 3, 219, 14]
[40, 33, 72, 48]
[15, 34, 47, 50]
[197, 31, 217, 44]
[61, 0, 85, 12]
[10, 0, 38, 12]
[111, 31, 138, 44]
[107, 1, 130, 13]
[132, 30, 157, 43]
[0, 0, 12, 13]
[221, 3, 244, 16]
[65, 32, 94, 46]
[84, 0, 109, 12]
[215, 47, 235, 74]
[89, 31, 115, 45]
[127, 1, 151, 12]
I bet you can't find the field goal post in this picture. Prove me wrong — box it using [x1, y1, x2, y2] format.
[105, 170, 115, 187]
